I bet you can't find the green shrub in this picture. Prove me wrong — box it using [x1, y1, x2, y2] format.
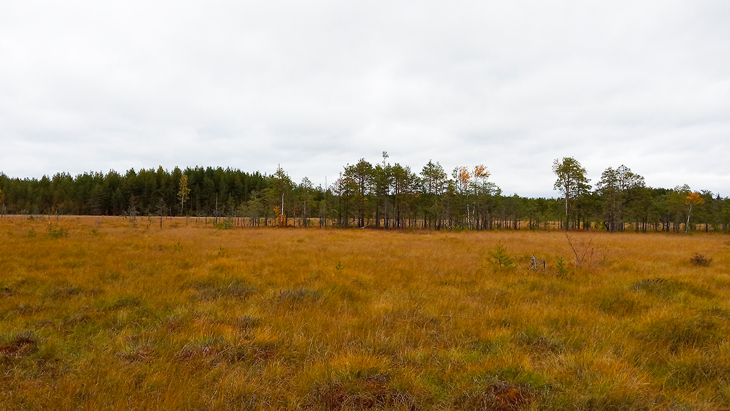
[488, 244, 514, 270]
[216, 220, 234, 230]
[47, 224, 68, 238]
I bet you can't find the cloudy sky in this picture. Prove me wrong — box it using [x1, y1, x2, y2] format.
[1, 1, 728, 197]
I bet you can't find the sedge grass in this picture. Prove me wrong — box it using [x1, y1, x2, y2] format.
[1, 216, 730, 409]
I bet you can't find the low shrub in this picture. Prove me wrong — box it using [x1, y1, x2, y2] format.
[487, 244, 514, 270]
[47, 224, 68, 238]
[690, 253, 712, 267]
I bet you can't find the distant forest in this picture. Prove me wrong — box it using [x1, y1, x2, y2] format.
[1, 156, 729, 232]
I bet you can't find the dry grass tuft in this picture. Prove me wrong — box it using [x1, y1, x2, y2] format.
[454, 381, 537, 411]
[117, 345, 156, 363]
[308, 374, 417, 410]
[0, 333, 38, 356]
[183, 277, 257, 301]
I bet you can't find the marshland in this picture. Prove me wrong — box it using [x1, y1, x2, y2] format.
[2, 216, 729, 410]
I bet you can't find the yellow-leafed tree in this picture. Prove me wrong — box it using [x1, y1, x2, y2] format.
[685, 191, 704, 233]
[274, 206, 286, 227]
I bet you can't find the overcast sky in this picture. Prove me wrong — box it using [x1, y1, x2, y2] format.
[1, 1, 728, 197]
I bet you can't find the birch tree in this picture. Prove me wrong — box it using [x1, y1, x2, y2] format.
[685, 190, 704, 233]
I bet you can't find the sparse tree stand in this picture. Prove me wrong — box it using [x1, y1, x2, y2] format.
[552, 157, 591, 231]
[178, 174, 191, 225]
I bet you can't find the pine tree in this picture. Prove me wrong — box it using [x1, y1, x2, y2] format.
[178, 174, 191, 215]
[552, 157, 591, 230]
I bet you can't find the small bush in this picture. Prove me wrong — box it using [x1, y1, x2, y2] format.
[47, 224, 68, 238]
[555, 257, 569, 275]
[488, 244, 514, 270]
[690, 253, 712, 267]
[216, 221, 234, 230]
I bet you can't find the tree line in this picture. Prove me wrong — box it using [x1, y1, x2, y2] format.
[1, 156, 730, 232]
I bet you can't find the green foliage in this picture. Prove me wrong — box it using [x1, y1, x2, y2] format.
[1, 158, 729, 234]
[552, 157, 591, 229]
[215, 220, 233, 230]
[47, 224, 68, 238]
[556, 257, 569, 274]
[487, 244, 514, 269]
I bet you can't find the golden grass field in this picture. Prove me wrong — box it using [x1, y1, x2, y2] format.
[2, 216, 730, 410]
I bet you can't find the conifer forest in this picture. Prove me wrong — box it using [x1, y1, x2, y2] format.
[1, 157, 729, 232]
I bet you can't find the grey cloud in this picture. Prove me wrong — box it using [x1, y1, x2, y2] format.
[1, 1, 729, 198]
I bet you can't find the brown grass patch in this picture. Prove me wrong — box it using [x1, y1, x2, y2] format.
[308, 374, 417, 410]
[116, 345, 156, 363]
[0, 333, 38, 356]
[454, 382, 537, 410]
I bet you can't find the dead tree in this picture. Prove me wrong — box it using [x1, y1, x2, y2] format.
[530, 255, 546, 271]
